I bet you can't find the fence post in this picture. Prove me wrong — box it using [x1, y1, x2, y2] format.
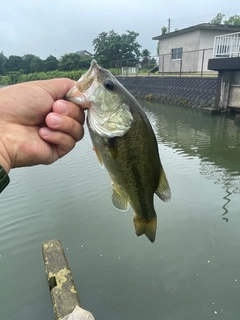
[180, 58, 182, 76]
[201, 49, 205, 77]
[162, 55, 164, 77]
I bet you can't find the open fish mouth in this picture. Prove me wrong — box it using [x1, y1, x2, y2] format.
[64, 59, 100, 106]
[77, 59, 100, 92]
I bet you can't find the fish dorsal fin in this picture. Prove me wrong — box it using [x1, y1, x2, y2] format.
[155, 167, 171, 202]
[112, 186, 129, 211]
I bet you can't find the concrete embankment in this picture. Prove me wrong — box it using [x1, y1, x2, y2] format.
[116, 76, 218, 108]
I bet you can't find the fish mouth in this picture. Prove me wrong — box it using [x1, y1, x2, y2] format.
[65, 59, 100, 107]
[77, 59, 100, 92]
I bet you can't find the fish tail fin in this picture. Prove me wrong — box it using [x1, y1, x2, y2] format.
[133, 216, 157, 243]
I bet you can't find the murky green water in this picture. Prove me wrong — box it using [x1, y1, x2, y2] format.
[1, 100, 240, 320]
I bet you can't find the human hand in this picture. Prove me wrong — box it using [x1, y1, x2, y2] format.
[0, 79, 85, 173]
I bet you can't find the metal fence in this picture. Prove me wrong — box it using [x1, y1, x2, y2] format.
[111, 48, 218, 77]
[213, 32, 240, 58]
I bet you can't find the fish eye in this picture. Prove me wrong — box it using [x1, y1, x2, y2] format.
[104, 80, 114, 91]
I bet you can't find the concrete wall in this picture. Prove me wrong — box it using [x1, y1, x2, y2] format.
[116, 76, 218, 108]
[159, 30, 201, 73]
[159, 30, 201, 54]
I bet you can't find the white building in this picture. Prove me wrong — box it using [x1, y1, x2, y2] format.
[152, 23, 240, 74]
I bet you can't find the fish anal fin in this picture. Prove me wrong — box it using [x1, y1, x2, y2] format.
[92, 146, 104, 168]
[155, 167, 171, 202]
[112, 186, 129, 211]
[133, 216, 157, 243]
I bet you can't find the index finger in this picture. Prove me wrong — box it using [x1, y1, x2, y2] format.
[32, 78, 77, 101]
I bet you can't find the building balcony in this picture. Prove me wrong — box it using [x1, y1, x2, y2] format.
[212, 31, 240, 58]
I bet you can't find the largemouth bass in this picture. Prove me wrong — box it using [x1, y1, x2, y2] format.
[65, 60, 171, 242]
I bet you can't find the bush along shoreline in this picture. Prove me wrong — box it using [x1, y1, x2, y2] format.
[0, 68, 121, 85]
[0, 69, 87, 85]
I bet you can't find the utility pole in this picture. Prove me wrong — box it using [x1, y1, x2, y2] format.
[168, 18, 171, 33]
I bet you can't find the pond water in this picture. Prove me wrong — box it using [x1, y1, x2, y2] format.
[1, 99, 240, 320]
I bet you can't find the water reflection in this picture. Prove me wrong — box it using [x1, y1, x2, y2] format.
[141, 99, 240, 221]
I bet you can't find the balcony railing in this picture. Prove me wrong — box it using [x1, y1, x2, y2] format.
[213, 32, 240, 58]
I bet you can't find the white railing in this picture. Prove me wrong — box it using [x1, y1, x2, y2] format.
[213, 32, 240, 58]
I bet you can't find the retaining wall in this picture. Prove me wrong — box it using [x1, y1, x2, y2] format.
[116, 76, 218, 108]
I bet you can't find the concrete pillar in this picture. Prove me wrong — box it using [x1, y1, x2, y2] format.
[219, 71, 233, 110]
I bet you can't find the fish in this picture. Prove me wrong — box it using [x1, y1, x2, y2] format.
[65, 60, 171, 243]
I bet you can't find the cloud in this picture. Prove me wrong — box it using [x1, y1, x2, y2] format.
[1, 0, 239, 58]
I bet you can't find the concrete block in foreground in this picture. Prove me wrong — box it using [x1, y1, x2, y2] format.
[42, 239, 81, 320]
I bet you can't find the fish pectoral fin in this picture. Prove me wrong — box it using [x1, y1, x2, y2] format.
[133, 216, 157, 243]
[105, 138, 118, 159]
[92, 146, 104, 168]
[111, 187, 129, 211]
[155, 167, 171, 202]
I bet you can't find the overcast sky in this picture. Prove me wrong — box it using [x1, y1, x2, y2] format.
[1, 0, 240, 59]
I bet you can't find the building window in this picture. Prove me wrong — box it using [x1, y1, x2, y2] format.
[171, 47, 183, 60]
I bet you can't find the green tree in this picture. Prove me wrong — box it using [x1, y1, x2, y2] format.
[0, 52, 7, 75]
[92, 30, 141, 68]
[224, 15, 240, 25]
[161, 26, 168, 35]
[22, 54, 44, 73]
[6, 55, 24, 72]
[59, 53, 92, 71]
[210, 13, 240, 25]
[211, 13, 225, 24]
[76, 54, 93, 69]
[44, 55, 59, 71]
[141, 49, 150, 68]
[149, 57, 157, 70]
[59, 53, 78, 71]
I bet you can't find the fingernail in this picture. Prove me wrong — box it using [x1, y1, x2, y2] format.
[40, 127, 51, 136]
[51, 114, 62, 126]
[57, 101, 68, 114]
